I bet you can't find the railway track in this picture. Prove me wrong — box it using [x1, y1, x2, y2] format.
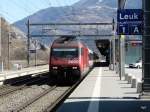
[0, 74, 49, 97]
[44, 82, 80, 112]
[14, 86, 58, 112]
[12, 85, 71, 112]
[0, 68, 92, 112]
[12, 70, 91, 112]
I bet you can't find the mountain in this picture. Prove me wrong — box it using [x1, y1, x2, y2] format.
[100, 0, 142, 9]
[73, 0, 99, 8]
[100, 0, 117, 8]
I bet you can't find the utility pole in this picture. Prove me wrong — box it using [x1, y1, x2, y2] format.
[118, 0, 126, 80]
[27, 20, 30, 67]
[8, 32, 10, 70]
[109, 39, 112, 69]
[142, 0, 150, 93]
[112, 18, 116, 70]
[35, 40, 37, 66]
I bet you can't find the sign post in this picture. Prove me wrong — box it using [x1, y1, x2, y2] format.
[117, 6, 143, 80]
[118, 0, 126, 80]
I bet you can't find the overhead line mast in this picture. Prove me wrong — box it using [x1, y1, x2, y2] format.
[118, 0, 126, 80]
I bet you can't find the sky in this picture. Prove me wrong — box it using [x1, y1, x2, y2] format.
[0, 0, 80, 23]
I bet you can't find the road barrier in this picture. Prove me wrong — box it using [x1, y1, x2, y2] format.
[137, 79, 142, 93]
[125, 73, 128, 81]
[131, 76, 136, 88]
[127, 74, 132, 84]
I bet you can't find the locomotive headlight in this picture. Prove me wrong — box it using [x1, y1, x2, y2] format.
[52, 67, 58, 69]
[72, 67, 77, 69]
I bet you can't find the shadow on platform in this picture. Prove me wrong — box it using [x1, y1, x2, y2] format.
[94, 62, 109, 67]
[57, 98, 150, 112]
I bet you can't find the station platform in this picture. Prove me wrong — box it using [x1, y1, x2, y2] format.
[58, 67, 150, 112]
[0, 65, 49, 82]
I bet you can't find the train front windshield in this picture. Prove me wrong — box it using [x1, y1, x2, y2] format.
[52, 48, 78, 58]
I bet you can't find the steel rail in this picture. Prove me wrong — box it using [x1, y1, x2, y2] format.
[44, 68, 93, 112]
[44, 83, 79, 112]
[0, 73, 48, 97]
[14, 86, 57, 112]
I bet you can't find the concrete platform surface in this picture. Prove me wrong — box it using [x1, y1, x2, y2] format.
[0, 65, 48, 81]
[57, 67, 150, 112]
[70, 67, 139, 98]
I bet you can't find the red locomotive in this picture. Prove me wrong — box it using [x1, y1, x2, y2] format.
[49, 36, 91, 81]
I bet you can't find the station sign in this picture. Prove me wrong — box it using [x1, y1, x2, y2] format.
[117, 9, 143, 22]
[117, 23, 143, 35]
[117, 9, 143, 35]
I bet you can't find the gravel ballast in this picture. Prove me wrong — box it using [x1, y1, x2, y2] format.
[20, 87, 69, 112]
[0, 85, 50, 112]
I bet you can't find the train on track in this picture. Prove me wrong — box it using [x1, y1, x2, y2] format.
[49, 36, 95, 82]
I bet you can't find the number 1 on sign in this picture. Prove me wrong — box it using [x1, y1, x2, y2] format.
[123, 27, 126, 33]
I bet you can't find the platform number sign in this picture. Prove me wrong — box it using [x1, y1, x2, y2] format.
[117, 9, 143, 35]
[117, 23, 143, 35]
[118, 23, 129, 35]
[130, 23, 143, 35]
